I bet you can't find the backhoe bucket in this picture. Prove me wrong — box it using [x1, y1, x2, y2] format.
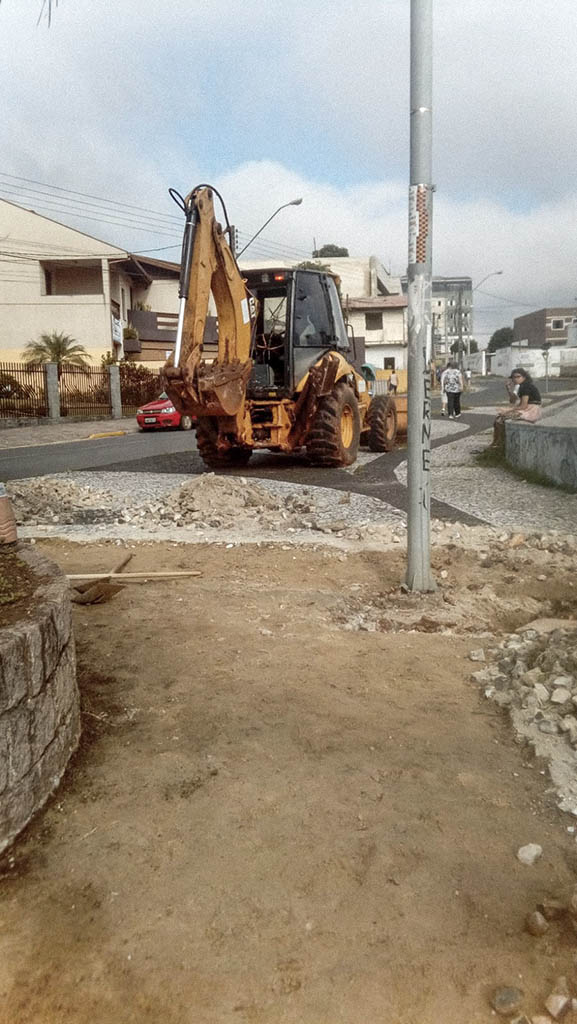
[197, 360, 252, 417]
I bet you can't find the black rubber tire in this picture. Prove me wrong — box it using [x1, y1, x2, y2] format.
[196, 418, 252, 470]
[306, 383, 361, 467]
[179, 415, 193, 431]
[367, 395, 397, 452]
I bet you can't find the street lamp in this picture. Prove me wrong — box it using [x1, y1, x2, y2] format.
[465, 270, 504, 362]
[236, 198, 303, 258]
[473, 269, 503, 292]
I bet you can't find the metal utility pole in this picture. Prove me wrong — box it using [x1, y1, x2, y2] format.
[405, 0, 436, 592]
[457, 288, 464, 368]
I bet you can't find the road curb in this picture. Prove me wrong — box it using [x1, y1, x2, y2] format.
[88, 431, 127, 439]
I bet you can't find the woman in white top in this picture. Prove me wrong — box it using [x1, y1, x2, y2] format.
[440, 362, 464, 419]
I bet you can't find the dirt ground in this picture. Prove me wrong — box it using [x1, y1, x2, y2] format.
[1, 537, 577, 1023]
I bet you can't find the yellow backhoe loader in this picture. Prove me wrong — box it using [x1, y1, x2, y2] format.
[163, 184, 404, 470]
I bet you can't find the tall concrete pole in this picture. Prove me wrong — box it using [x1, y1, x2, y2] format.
[405, 0, 436, 591]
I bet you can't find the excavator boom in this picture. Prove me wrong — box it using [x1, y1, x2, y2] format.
[164, 186, 253, 417]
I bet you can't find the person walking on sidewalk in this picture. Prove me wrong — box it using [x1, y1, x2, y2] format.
[441, 361, 464, 419]
[388, 370, 398, 394]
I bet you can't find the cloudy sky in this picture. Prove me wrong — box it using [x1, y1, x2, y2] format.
[1, 0, 576, 342]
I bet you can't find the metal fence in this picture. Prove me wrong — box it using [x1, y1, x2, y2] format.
[119, 366, 163, 416]
[0, 362, 48, 418]
[59, 365, 112, 419]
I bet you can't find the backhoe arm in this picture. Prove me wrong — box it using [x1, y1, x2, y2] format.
[163, 186, 253, 417]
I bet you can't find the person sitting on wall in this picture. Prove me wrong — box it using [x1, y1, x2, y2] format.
[490, 367, 542, 447]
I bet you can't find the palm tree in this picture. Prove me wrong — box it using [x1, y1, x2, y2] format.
[21, 331, 91, 371]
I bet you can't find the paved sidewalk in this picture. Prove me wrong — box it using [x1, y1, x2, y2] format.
[396, 429, 577, 533]
[0, 418, 138, 449]
[539, 394, 577, 427]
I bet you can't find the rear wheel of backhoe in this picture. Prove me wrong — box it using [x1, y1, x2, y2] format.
[196, 418, 252, 470]
[367, 395, 397, 452]
[306, 383, 361, 467]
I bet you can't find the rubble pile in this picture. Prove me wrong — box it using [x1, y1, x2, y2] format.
[166, 475, 315, 530]
[334, 581, 546, 635]
[472, 625, 577, 813]
[9, 478, 117, 525]
[10, 472, 577, 557]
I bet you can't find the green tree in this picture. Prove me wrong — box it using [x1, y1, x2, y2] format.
[296, 260, 331, 272]
[312, 244, 349, 258]
[21, 331, 91, 369]
[450, 339, 478, 355]
[487, 327, 514, 353]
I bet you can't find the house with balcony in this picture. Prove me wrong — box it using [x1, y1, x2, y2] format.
[0, 198, 180, 366]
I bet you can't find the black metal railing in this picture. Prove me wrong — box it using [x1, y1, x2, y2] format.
[119, 364, 163, 416]
[0, 362, 48, 418]
[59, 365, 112, 419]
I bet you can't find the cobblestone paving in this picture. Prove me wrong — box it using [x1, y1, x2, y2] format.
[23, 470, 406, 528]
[396, 430, 577, 533]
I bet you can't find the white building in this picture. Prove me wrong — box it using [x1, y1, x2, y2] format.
[0, 198, 180, 366]
[240, 255, 408, 370]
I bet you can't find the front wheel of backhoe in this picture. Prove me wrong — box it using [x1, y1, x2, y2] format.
[196, 418, 252, 470]
[306, 383, 361, 467]
[367, 395, 397, 452]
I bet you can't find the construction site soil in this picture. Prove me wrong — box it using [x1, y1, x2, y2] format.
[1, 529, 577, 1023]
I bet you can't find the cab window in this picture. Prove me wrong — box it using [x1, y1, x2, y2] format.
[293, 272, 333, 347]
[326, 277, 349, 349]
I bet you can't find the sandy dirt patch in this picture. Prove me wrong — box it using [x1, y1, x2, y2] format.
[1, 537, 577, 1023]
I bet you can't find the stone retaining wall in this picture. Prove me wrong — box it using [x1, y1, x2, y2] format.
[0, 546, 80, 853]
[506, 422, 577, 492]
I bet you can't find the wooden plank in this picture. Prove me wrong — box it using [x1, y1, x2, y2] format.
[67, 570, 202, 581]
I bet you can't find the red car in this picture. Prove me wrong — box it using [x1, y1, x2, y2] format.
[136, 393, 194, 431]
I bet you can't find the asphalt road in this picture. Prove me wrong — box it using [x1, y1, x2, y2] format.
[1, 377, 572, 525]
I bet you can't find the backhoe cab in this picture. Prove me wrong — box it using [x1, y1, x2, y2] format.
[163, 185, 399, 469]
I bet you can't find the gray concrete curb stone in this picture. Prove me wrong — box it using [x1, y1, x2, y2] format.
[0, 546, 80, 853]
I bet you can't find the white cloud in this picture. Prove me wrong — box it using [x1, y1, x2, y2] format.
[1, 0, 576, 339]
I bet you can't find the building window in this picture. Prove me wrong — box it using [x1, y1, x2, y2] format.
[40, 261, 103, 296]
[365, 312, 383, 331]
[384, 357, 395, 370]
[551, 319, 564, 330]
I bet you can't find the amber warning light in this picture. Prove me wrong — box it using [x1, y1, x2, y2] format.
[274, 274, 286, 281]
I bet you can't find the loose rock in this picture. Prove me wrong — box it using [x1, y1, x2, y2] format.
[469, 648, 486, 662]
[525, 910, 549, 936]
[491, 986, 525, 1017]
[517, 843, 543, 866]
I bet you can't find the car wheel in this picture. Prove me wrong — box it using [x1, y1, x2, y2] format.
[179, 415, 193, 431]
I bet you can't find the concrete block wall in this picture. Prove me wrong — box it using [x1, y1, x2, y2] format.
[506, 422, 577, 492]
[0, 547, 80, 852]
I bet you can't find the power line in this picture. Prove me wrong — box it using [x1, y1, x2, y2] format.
[0, 171, 313, 256]
[475, 287, 535, 308]
[0, 183, 180, 230]
[0, 171, 182, 225]
[0, 190, 180, 239]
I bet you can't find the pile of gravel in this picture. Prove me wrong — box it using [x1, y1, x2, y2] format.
[472, 624, 577, 814]
[9, 478, 118, 525]
[8, 472, 406, 537]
